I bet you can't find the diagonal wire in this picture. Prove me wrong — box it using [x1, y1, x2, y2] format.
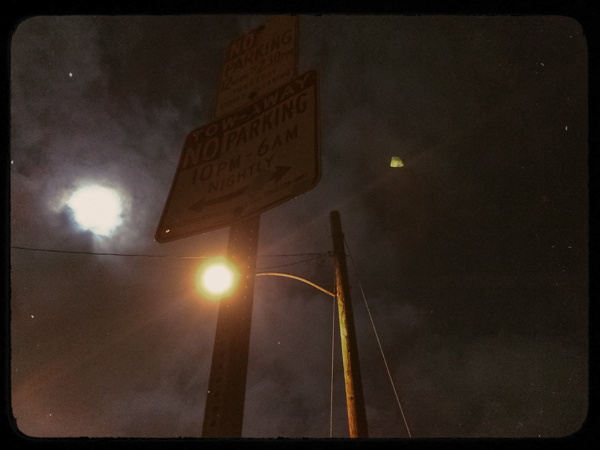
[256, 255, 323, 271]
[330, 273, 337, 438]
[343, 237, 412, 438]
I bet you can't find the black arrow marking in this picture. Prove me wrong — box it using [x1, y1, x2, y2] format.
[188, 165, 292, 213]
[189, 187, 247, 213]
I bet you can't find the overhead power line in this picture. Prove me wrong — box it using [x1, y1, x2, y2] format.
[256, 255, 324, 271]
[11, 245, 212, 259]
[10, 245, 326, 260]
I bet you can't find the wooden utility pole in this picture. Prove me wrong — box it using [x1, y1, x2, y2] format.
[202, 214, 260, 437]
[330, 210, 369, 438]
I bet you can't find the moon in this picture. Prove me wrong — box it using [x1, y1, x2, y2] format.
[67, 185, 123, 236]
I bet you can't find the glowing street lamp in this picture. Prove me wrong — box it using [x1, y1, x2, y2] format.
[196, 258, 240, 300]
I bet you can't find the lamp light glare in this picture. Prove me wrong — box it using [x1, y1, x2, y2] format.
[203, 264, 233, 294]
[196, 258, 239, 300]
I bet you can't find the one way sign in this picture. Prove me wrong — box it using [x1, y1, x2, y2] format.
[155, 70, 320, 243]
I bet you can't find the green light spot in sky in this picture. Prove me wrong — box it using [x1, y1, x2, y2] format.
[390, 156, 404, 167]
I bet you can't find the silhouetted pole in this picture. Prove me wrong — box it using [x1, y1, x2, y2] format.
[330, 210, 369, 438]
[202, 214, 260, 437]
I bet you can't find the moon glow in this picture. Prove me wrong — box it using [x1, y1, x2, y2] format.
[67, 185, 123, 236]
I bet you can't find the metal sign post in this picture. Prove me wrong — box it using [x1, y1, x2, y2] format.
[201, 214, 260, 437]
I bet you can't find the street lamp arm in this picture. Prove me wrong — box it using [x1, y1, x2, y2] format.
[255, 272, 335, 298]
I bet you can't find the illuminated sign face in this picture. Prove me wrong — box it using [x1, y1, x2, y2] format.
[214, 15, 298, 118]
[155, 71, 320, 243]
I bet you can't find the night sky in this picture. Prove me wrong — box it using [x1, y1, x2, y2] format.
[9, 15, 589, 439]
